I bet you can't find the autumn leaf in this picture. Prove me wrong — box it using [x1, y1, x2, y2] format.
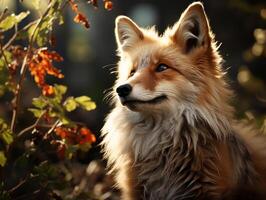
[74, 13, 90, 29]
[55, 126, 96, 146]
[69, 0, 90, 29]
[28, 49, 64, 96]
[88, 0, 98, 8]
[79, 127, 96, 143]
[104, 0, 113, 11]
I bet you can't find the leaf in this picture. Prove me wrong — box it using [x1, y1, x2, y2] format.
[78, 142, 91, 152]
[0, 11, 30, 31]
[0, 51, 12, 70]
[65, 145, 78, 159]
[32, 97, 47, 109]
[1, 130, 13, 145]
[28, 108, 43, 118]
[0, 152, 6, 167]
[0, 119, 13, 145]
[52, 84, 67, 104]
[74, 13, 90, 29]
[75, 96, 96, 111]
[64, 97, 77, 112]
[31, 0, 40, 10]
[54, 84, 67, 96]
[60, 116, 71, 125]
[0, 85, 5, 97]
[33, 161, 57, 180]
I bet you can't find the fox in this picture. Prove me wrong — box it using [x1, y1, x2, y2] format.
[102, 2, 266, 200]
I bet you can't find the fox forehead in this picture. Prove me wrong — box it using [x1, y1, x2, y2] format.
[138, 51, 151, 70]
[127, 40, 176, 70]
[129, 43, 160, 70]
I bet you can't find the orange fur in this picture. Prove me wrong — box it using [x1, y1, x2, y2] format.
[102, 2, 266, 199]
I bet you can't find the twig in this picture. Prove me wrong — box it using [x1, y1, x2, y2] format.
[47, 119, 61, 135]
[16, 112, 45, 138]
[3, 24, 18, 50]
[8, 178, 28, 193]
[0, 8, 8, 22]
[13, 189, 42, 200]
[2, 19, 39, 51]
[10, 3, 53, 133]
[18, 19, 39, 33]
[8, 174, 38, 195]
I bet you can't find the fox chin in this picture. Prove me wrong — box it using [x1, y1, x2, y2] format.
[102, 2, 266, 200]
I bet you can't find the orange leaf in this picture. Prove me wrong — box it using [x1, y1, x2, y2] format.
[74, 13, 90, 29]
[42, 85, 54, 96]
[104, 0, 113, 11]
[28, 49, 64, 95]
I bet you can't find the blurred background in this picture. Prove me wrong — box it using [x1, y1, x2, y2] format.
[0, 0, 266, 198]
[1, 0, 266, 160]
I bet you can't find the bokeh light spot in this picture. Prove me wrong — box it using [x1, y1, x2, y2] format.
[237, 67, 250, 84]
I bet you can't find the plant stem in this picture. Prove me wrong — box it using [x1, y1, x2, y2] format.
[16, 112, 45, 138]
[10, 3, 53, 133]
[0, 8, 8, 22]
[3, 24, 18, 50]
[47, 119, 61, 135]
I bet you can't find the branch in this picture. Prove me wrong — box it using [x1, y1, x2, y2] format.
[47, 119, 61, 135]
[16, 112, 45, 138]
[10, 3, 53, 133]
[0, 8, 8, 22]
[3, 24, 18, 50]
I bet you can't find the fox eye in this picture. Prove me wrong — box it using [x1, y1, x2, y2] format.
[155, 64, 169, 72]
[129, 69, 136, 77]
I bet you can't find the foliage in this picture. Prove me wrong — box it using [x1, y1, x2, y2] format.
[0, 0, 113, 199]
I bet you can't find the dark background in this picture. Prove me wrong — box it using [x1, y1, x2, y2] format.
[0, 0, 266, 198]
[2, 0, 266, 160]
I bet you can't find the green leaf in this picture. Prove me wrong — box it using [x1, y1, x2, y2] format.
[0, 85, 5, 97]
[75, 96, 96, 111]
[52, 84, 67, 104]
[0, 51, 12, 71]
[1, 130, 13, 145]
[60, 116, 71, 125]
[0, 11, 30, 31]
[32, 97, 47, 109]
[28, 108, 43, 118]
[54, 84, 67, 95]
[36, 20, 50, 46]
[78, 143, 91, 152]
[0, 152, 6, 167]
[31, 0, 40, 10]
[33, 161, 57, 180]
[64, 97, 77, 112]
[65, 145, 78, 159]
[0, 59, 4, 70]
[48, 110, 57, 117]
[0, 119, 13, 145]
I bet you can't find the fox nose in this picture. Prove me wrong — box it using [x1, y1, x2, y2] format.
[116, 84, 132, 97]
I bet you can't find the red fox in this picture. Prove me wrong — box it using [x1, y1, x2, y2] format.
[102, 2, 266, 200]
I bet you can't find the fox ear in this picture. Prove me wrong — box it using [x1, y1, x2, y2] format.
[115, 16, 144, 51]
[171, 2, 212, 53]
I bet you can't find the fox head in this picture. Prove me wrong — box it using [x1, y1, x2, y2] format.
[113, 2, 229, 115]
